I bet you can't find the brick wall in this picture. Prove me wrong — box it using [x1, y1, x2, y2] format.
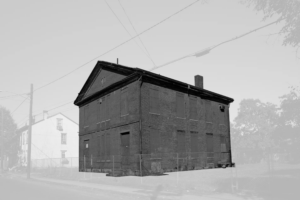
[140, 82, 231, 171]
[79, 80, 141, 172]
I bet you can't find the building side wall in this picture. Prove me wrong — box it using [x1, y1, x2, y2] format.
[19, 114, 79, 167]
[79, 80, 140, 172]
[140, 82, 231, 170]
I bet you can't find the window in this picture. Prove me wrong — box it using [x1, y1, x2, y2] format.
[61, 150, 67, 158]
[99, 133, 110, 159]
[177, 130, 186, 153]
[150, 88, 160, 114]
[190, 131, 198, 152]
[97, 98, 102, 122]
[220, 135, 226, 152]
[205, 100, 212, 122]
[57, 118, 63, 131]
[189, 96, 197, 119]
[176, 93, 185, 118]
[150, 130, 161, 153]
[101, 77, 106, 86]
[61, 133, 67, 145]
[101, 134, 105, 157]
[84, 105, 89, 127]
[105, 133, 111, 157]
[121, 87, 128, 116]
[84, 140, 89, 149]
[105, 95, 110, 120]
[206, 133, 214, 152]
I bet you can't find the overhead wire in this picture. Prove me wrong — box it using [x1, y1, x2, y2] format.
[33, 0, 200, 92]
[149, 17, 285, 71]
[11, 96, 29, 115]
[104, 0, 156, 66]
[117, 0, 156, 66]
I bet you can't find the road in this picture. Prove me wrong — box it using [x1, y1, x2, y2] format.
[0, 175, 125, 200]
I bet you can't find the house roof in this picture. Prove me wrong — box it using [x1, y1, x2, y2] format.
[74, 61, 234, 106]
[18, 112, 78, 132]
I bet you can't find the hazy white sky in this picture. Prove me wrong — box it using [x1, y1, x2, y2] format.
[0, 0, 299, 127]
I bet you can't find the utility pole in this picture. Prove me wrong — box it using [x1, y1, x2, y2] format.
[27, 84, 33, 179]
[1, 109, 3, 171]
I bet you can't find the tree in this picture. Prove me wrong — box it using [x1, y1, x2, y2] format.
[241, 0, 300, 48]
[0, 106, 18, 169]
[232, 99, 279, 168]
[275, 86, 300, 163]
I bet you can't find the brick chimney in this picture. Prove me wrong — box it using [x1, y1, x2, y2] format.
[194, 75, 203, 89]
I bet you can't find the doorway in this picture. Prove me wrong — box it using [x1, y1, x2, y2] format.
[120, 132, 130, 168]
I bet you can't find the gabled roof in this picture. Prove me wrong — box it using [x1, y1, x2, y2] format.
[18, 113, 78, 132]
[33, 112, 78, 126]
[74, 61, 234, 106]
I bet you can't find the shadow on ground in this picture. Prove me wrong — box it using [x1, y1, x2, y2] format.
[214, 168, 300, 200]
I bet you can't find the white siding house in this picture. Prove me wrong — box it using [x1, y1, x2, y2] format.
[19, 112, 78, 168]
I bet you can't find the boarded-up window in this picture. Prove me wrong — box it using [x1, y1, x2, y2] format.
[205, 100, 212, 122]
[84, 105, 89, 126]
[150, 130, 161, 153]
[97, 135, 101, 156]
[97, 98, 102, 122]
[189, 96, 197, 119]
[176, 93, 185, 118]
[150, 88, 160, 114]
[105, 95, 110, 120]
[101, 134, 105, 157]
[177, 130, 186, 153]
[220, 135, 226, 152]
[106, 133, 110, 157]
[206, 133, 213, 152]
[121, 88, 128, 116]
[190, 131, 198, 152]
[84, 140, 89, 149]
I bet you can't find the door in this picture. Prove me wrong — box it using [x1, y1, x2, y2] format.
[83, 140, 90, 169]
[120, 132, 130, 168]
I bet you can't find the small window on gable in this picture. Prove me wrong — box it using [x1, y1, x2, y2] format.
[85, 140, 89, 149]
[176, 92, 185, 118]
[121, 87, 128, 116]
[149, 88, 160, 114]
[101, 77, 106, 86]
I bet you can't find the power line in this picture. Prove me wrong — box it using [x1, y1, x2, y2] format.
[16, 100, 74, 127]
[12, 96, 29, 115]
[149, 17, 284, 71]
[104, 0, 156, 66]
[33, 0, 200, 92]
[117, 0, 156, 66]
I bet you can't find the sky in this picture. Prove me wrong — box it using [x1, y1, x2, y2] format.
[0, 0, 299, 128]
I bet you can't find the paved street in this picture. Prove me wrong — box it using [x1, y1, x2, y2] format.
[0, 175, 118, 200]
[0, 172, 246, 200]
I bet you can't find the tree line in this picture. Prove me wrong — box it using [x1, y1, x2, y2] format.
[231, 86, 300, 168]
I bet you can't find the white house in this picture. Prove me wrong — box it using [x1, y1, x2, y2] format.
[19, 111, 79, 168]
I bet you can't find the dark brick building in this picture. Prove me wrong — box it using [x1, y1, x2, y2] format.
[74, 61, 234, 176]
